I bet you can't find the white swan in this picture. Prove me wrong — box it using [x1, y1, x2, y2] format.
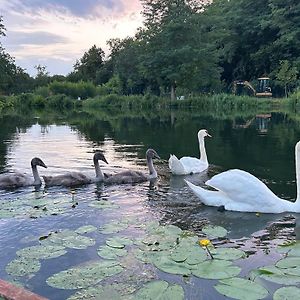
[0, 157, 47, 189]
[169, 129, 211, 175]
[185, 141, 300, 213]
[104, 149, 160, 184]
[43, 152, 108, 187]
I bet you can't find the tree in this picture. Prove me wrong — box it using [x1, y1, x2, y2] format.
[74, 45, 105, 82]
[275, 60, 298, 97]
[140, 0, 222, 100]
[34, 64, 50, 87]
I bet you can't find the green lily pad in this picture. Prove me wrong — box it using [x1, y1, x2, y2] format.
[202, 225, 228, 238]
[276, 257, 300, 269]
[6, 257, 41, 276]
[134, 249, 167, 264]
[88, 200, 118, 210]
[67, 285, 124, 300]
[16, 245, 67, 260]
[153, 256, 191, 276]
[75, 225, 97, 234]
[273, 287, 300, 300]
[40, 230, 95, 249]
[132, 280, 184, 300]
[214, 277, 268, 300]
[46, 260, 123, 289]
[210, 248, 246, 261]
[97, 245, 127, 260]
[170, 243, 207, 265]
[253, 265, 300, 285]
[99, 222, 129, 234]
[106, 237, 133, 249]
[192, 260, 241, 279]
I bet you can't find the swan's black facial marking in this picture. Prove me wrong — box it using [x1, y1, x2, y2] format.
[94, 151, 108, 164]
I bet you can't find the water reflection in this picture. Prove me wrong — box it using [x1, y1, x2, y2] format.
[0, 109, 300, 299]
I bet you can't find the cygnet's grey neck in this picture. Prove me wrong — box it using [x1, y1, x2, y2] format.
[147, 156, 157, 179]
[94, 159, 104, 180]
[32, 165, 42, 185]
[199, 136, 208, 163]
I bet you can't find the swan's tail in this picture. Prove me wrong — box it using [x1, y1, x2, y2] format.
[169, 154, 186, 175]
[185, 180, 229, 207]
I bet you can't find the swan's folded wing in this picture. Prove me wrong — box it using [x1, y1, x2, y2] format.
[180, 157, 208, 174]
[206, 169, 280, 208]
[169, 155, 187, 175]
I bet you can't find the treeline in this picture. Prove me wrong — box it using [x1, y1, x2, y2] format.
[1, 0, 300, 99]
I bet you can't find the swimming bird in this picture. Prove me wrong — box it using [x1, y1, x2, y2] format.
[185, 141, 300, 213]
[104, 149, 160, 184]
[169, 129, 211, 175]
[43, 152, 108, 187]
[0, 157, 47, 189]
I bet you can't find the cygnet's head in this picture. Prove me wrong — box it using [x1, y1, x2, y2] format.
[146, 149, 160, 160]
[93, 151, 108, 164]
[31, 157, 47, 168]
[198, 129, 211, 139]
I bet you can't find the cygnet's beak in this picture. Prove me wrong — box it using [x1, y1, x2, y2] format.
[207, 132, 212, 138]
[102, 157, 109, 164]
[154, 153, 161, 159]
[40, 161, 47, 168]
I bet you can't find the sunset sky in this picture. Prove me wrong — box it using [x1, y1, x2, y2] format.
[0, 0, 143, 76]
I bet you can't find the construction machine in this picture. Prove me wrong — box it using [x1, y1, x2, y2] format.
[233, 77, 272, 97]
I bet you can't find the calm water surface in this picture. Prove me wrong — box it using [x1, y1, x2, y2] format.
[0, 109, 299, 299]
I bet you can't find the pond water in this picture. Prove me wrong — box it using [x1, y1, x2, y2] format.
[0, 108, 299, 299]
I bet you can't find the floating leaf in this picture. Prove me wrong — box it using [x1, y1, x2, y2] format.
[170, 243, 207, 265]
[75, 225, 97, 234]
[106, 237, 133, 249]
[46, 260, 123, 289]
[192, 260, 241, 279]
[153, 256, 191, 276]
[202, 225, 228, 238]
[67, 285, 124, 300]
[40, 230, 95, 249]
[273, 287, 300, 300]
[99, 222, 129, 234]
[253, 266, 300, 285]
[6, 257, 41, 276]
[214, 277, 268, 300]
[276, 257, 300, 269]
[132, 280, 184, 300]
[97, 245, 127, 260]
[16, 245, 67, 260]
[210, 248, 246, 261]
[88, 200, 118, 210]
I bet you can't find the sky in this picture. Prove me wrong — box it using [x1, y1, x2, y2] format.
[0, 0, 143, 76]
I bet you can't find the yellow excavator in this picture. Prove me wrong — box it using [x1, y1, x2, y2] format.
[233, 77, 272, 97]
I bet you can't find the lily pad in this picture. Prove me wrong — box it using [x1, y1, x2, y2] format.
[214, 277, 268, 300]
[75, 225, 97, 234]
[16, 245, 67, 260]
[132, 280, 184, 300]
[99, 222, 129, 234]
[106, 237, 133, 249]
[46, 260, 123, 289]
[88, 200, 118, 210]
[252, 265, 300, 285]
[40, 230, 95, 249]
[210, 248, 246, 261]
[202, 225, 228, 238]
[170, 243, 207, 265]
[97, 245, 127, 260]
[6, 257, 41, 276]
[276, 257, 300, 269]
[153, 256, 191, 276]
[273, 287, 300, 300]
[192, 260, 241, 279]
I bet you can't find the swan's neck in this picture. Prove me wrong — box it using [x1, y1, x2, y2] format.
[94, 160, 104, 180]
[32, 165, 41, 185]
[147, 157, 157, 179]
[198, 137, 208, 163]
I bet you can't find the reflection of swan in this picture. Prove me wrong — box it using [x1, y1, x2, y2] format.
[169, 129, 211, 175]
[0, 157, 47, 189]
[43, 152, 108, 187]
[185, 141, 300, 213]
[104, 149, 160, 184]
